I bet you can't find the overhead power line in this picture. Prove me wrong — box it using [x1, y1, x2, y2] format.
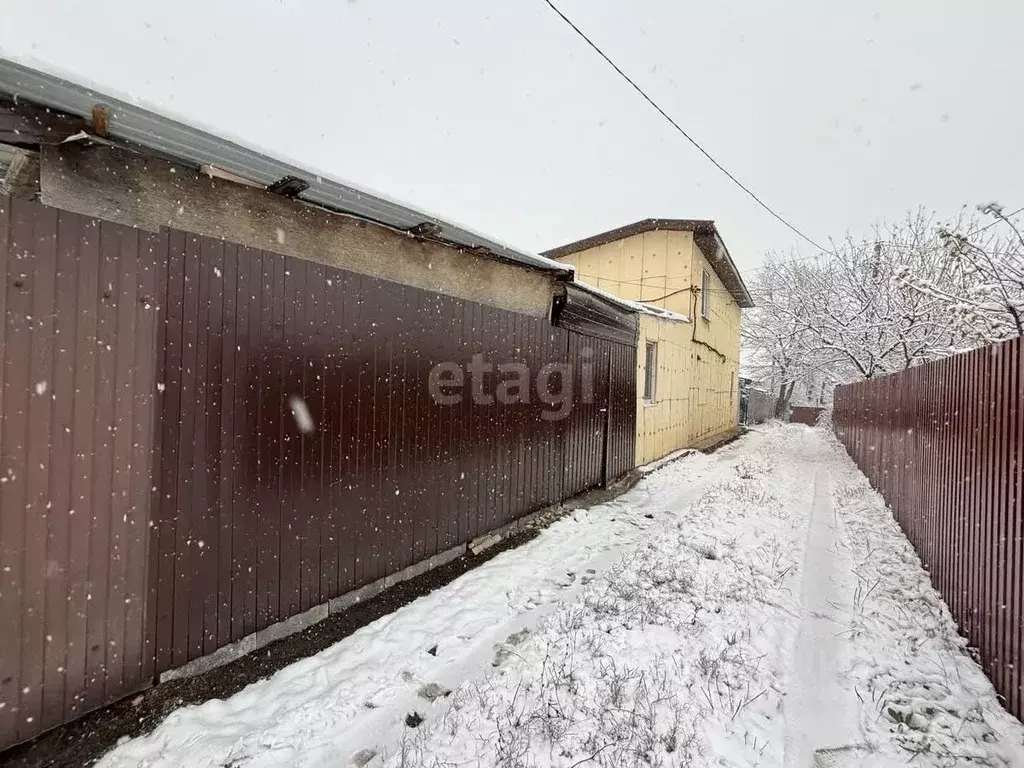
[541, 0, 830, 254]
[973, 204, 1024, 234]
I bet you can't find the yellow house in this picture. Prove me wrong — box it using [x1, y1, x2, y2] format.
[544, 219, 754, 463]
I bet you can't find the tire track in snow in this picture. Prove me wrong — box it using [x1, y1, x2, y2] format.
[783, 468, 863, 767]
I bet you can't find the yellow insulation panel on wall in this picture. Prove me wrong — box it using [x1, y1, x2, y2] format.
[555, 227, 742, 464]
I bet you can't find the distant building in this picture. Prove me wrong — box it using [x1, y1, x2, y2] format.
[545, 219, 754, 462]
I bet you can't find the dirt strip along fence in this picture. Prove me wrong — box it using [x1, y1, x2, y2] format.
[833, 337, 1023, 719]
[0, 195, 637, 749]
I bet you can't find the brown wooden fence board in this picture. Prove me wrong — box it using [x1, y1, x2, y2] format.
[834, 336, 1024, 719]
[135, 229, 164, 688]
[955, 353, 968, 624]
[1001, 345, 1015, 696]
[1013, 348, 1024, 716]
[0, 200, 7, 491]
[108, 227, 135, 701]
[25, 203, 52, 734]
[1003, 344, 1015, 695]
[217, 243, 237, 649]
[7, 203, 36, 735]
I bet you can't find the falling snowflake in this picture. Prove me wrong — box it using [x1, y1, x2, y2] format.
[289, 396, 315, 433]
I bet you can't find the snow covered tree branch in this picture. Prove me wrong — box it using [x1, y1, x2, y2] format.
[896, 203, 1024, 345]
[743, 210, 986, 399]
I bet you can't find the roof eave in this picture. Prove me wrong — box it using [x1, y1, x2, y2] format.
[544, 218, 754, 308]
[0, 56, 573, 279]
[541, 217, 717, 260]
[694, 229, 755, 309]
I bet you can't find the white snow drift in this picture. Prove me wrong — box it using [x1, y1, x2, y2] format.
[97, 425, 1024, 768]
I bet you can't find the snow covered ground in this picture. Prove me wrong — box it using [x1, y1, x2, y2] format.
[97, 424, 1024, 768]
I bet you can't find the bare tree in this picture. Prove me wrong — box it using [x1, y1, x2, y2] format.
[742, 254, 838, 414]
[896, 203, 1024, 346]
[744, 211, 964, 396]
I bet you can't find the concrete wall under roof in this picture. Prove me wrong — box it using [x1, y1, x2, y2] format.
[39, 144, 558, 318]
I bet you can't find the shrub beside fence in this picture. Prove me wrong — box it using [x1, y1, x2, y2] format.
[833, 337, 1023, 719]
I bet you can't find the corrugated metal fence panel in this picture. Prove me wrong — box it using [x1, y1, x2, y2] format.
[0, 203, 640, 749]
[833, 337, 1024, 719]
[789, 406, 824, 426]
[150, 231, 630, 675]
[0, 196, 161, 750]
[604, 339, 637, 484]
[563, 333, 603, 496]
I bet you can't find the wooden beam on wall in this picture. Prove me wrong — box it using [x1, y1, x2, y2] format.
[0, 145, 40, 199]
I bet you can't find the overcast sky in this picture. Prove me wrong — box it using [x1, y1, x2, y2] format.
[3, 1, 1023, 278]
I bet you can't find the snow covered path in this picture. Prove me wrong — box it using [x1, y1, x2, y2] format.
[98, 425, 1024, 768]
[782, 469, 862, 767]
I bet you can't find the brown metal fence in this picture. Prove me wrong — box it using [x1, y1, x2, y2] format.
[789, 406, 824, 426]
[0, 197, 162, 746]
[833, 337, 1023, 719]
[150, 230, 636, 673]
[604, 341, 636, 482]
[0, 197, 637, 748]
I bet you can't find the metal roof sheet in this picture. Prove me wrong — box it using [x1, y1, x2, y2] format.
[0, 57, 571, 276]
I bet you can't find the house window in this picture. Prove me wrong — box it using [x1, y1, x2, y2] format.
[701, 269, 710, 320]
[643, 342, 657, 402]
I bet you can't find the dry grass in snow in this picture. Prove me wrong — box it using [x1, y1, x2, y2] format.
[95, 426, 1024, 768]
[825, 430, 1024, 767]
[381, 432, 816, 767]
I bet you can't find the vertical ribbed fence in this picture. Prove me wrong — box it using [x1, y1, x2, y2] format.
[0, 197, 641, 751]
[0, 196, 161, 748]
[789, 406, 824, 426]
[833, 337, 1023, 718]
